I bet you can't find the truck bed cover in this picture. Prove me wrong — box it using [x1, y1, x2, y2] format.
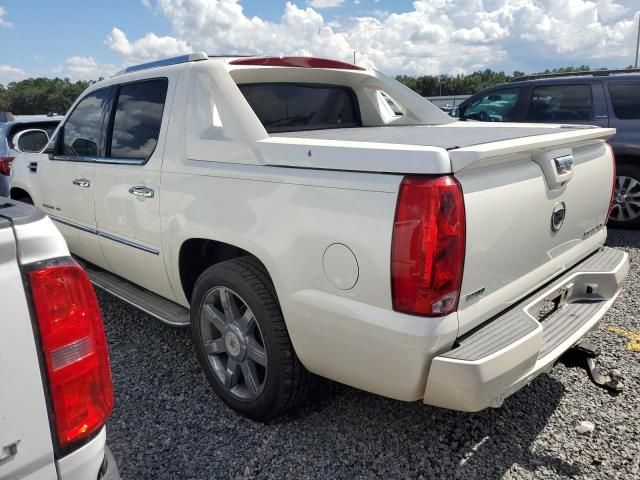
[270, 123, 594, 150]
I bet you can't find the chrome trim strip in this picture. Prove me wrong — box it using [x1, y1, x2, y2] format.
[52, 155, 145, 166]
[98, 231, 160, 255]
[48, 214, 98, 235]
[47, 214, 159, 255]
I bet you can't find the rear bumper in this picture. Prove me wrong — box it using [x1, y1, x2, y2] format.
[99, 446, 120, 480]
[424, 247, 629, 411]
[57, 428, 121, 480]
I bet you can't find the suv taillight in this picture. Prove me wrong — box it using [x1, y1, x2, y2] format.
[28, 259, 113, 450]
[0, 156, 14, 176]
[391, 176, 466, 316]
[606, 143, 616, 223]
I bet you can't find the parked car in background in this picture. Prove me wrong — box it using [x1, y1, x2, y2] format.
[0, 197, 119, 479]
[0, 113, 63, 196]
[11, 53, 627, 421]
[451, 70, 640, 227]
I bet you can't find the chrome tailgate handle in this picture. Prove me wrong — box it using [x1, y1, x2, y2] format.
[128, 186, 154, 198]
[72, 178, 90, 188]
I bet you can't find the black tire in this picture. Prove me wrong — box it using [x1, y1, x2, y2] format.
[609, 162, 640, 229]
[190, 257, 314, 421]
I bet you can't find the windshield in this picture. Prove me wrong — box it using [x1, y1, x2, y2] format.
[238, 83, 362, 133]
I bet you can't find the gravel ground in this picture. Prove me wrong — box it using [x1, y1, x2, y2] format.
[104, 229, 640, 480]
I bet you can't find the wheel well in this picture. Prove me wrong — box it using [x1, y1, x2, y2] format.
[615, 155, 638, 166]
[9, 187, 32, 202]
[178, 238, 268, 304]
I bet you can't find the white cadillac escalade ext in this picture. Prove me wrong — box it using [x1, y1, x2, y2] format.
[10, 54, 629, 421]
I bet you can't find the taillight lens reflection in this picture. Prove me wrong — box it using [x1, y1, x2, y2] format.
[391, 176, 466, 316]
[28, 259, 113, 450]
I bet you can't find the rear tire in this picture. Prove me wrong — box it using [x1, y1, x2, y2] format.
[609, 163, 640, 229]
[190, 257, 314, 421]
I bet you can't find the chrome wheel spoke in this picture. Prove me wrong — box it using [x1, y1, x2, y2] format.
[247, 338, 267, 366]
[224, 359, 240, 389]
[241, 361, 260, 395]
[203, 304, 226, 333]
[236, 308, 255, 333]
[204, 338, 225, 355]
[220, 289, 241, 323]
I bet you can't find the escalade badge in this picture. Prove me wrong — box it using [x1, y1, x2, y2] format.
[551, 202, 566, 232]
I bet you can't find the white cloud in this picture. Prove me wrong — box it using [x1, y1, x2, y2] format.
[308, 0, 345, 8]
[105, 0, 638, 76]
[0, 65, 26, 84]
[106, 27, 191, 64]
[52, 56, 117, 81]
[0, 6, 12, 28]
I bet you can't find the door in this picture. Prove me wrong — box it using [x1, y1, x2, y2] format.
[38, 88, 111, 269]
[93, 77, 178, 301]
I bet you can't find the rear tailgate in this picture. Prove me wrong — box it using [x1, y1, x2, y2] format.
[0, 203, 57, 479]
[450, 129, 615, 335]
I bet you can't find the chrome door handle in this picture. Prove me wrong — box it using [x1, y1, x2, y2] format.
[128, 186, 154, 198]
[72, 178, 90, 188]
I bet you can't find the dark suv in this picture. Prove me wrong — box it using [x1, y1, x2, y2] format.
[453, 70, 640, 227]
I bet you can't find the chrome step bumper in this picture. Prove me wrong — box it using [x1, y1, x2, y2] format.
[423, 247, 629, 412]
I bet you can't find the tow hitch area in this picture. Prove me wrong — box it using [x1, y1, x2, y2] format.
[562, 341, 624, 393]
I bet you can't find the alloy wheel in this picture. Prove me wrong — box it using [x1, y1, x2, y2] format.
[610, 175, 640, 222]
[199, 287, 268, 401]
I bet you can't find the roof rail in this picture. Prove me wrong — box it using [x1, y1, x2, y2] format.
[115, 52, 208, 76]
[511, 68, 640, 82]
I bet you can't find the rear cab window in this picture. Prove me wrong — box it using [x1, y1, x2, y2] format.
[238, 83, 362, 133]
[461, 88, 521, 122]
[526, 84, 593, 122]
[608, 82, 640, 119]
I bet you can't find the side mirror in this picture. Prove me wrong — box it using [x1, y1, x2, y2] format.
[13, 129, 50, 153]
[449, 107, 460, 118]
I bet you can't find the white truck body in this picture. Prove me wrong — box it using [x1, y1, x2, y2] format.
[10, 54, 629, 415]
[0, 199, 119, 480]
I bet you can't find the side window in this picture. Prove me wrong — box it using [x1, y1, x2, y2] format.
[608, 82, 640, 120]
[461, 88, 520, 122]
[527, 84, 593, 122]
[109, 79, 168, 160]
[60, 89, 110, 157]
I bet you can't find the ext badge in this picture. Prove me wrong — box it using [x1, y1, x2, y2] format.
[551, 201, 566, 233]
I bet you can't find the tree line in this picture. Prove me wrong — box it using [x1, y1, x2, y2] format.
[395, 65, 630, 97]
[0, 65, 633, 115]
[0, 78, 93, 115]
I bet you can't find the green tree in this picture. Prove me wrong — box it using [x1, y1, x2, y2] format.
[395, 65, 622, 97]
[0, 77, 91, 115]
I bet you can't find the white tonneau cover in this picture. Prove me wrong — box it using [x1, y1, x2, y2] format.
[260, 123, 615, 174]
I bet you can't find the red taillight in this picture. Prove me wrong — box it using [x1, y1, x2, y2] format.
[229, 56, 365, 71]
[391, 176, 466, 316]
[0, 156, 14, 176]
[28, 259, 113, 450]
[606, 143, 616, 223]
